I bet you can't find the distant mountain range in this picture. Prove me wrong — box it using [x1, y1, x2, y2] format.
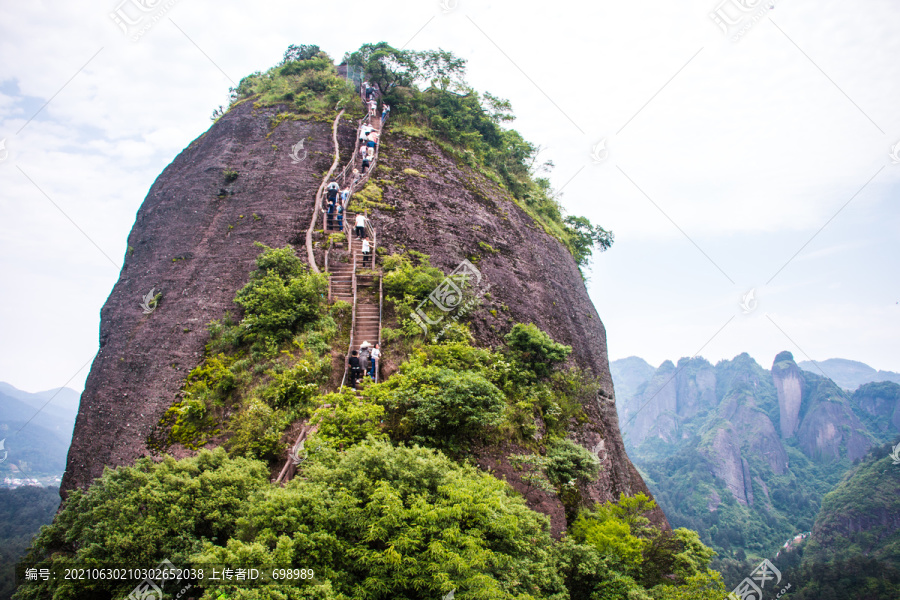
[0, 383, 80, 483]
[796, 358, 900, 391]
[613, 356, 900, 395]
[610, 352, 900, 588]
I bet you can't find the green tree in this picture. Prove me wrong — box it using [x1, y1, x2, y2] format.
[281, 44, 321, 64]
[307, 391, 386, 452]
[14, 449, 268, 600]
[234, 244, 328, 344]
[564, 215, 615, 270]
[415, 48, 468, 91]
[370, 364, 504, 452]
[194, 440, 567, 600]
[347, 42, 418, 93]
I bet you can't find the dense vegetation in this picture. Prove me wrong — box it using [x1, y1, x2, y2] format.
[150, 244, 349, 462]
[802, 439, 900, 565]
[15, 445, 724, 600]
[226, 43, 613, 273]
[774, 440, 900, 600]
[224, 44, 359, 120]
[15, 244, 725, 599]
[0, 487, 60, 600]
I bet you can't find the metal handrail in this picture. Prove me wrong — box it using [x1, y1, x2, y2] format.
[325, 237, 334, 303]
[376, 275, 383, 384]
[305, 109, 345, 273]
[339, 246, 358, 392]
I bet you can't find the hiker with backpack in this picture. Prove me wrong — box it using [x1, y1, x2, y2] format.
[359, 342, 371, 378]
[348, 350, 363, 388]
[326, 182, 339, 204]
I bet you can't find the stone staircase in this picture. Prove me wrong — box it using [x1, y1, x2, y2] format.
[277, 85, 385, 482]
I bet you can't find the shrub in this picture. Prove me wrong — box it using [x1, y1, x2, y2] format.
[545, 438, 601, 486]
[193, 439, 566, 599]
[225, 398, 289, 461]
[505, 323, 571, 378]
[382, 251, 444, 300]
[381, 251, 446, 337]
[307, 391, 386, 452]
[369, 364, 504, 451]
[234, 244, 328, 344]
[570, 510, 648, 577]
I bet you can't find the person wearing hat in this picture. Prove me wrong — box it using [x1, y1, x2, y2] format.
[359, 342, 371, 377]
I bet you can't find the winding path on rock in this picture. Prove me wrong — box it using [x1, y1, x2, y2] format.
[305, 109, 345, 273]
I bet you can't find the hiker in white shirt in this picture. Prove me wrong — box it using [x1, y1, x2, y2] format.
[355, 213, 366, 239]
[368, 343, 381, 380]
[361, 237, 372, 267]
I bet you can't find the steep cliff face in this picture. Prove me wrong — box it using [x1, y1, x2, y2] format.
[716, 389, 787, 476]
[621, 360, 678, 447]
[775, 353, 871, 462]
[61, 100, 662, 529]
[705, 426, 753, 506]
[62, 101, 356, 494]
[619, 357, 717, 450]
[852, 381, 900, 435]
[344, 131, 664, 530]
[675, 357, 717, 420]
[773, 351, 803, 439]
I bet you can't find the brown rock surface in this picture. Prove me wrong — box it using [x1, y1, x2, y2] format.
[61, 102, 667, 532]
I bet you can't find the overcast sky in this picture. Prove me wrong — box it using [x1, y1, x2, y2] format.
[1, 0, 898, 393]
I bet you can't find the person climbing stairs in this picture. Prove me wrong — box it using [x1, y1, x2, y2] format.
[278, 81, 386, 483]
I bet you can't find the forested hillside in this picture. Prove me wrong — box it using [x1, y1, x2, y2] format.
[613, 351, 900, 589]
